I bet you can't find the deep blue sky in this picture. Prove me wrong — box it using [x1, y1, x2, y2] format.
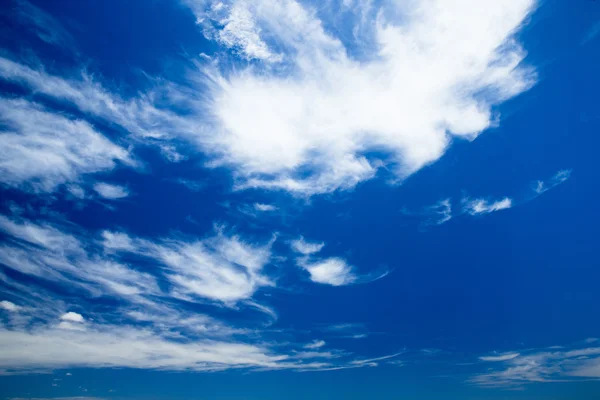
[1, 0, 600, 399]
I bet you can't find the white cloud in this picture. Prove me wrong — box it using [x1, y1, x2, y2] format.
[534, 169, 571, 195]
[93, 182, 130, 200]
[104, 229, 275, 304]
[199, 1, 283, 62]
[472, 344, 600, 388]
[479, 352, 520, 362]
[0, 314, 393, 374]
[298, 257, 356, 286]
[290, 237, 325, 255]
[0, 215, 160, 300]
[1, 0, 537, 197]
[186, 0, 536, 195]
[463, 197, 512, 215]
[0, 301, 22, 313]
[254, 203, 278, 212]
[0, 57, 194, 142]
[426, 198, 452, 225]
[0, 98, 134, 192]
[60, 312, 84, 323]
[304, 340, 326, 349]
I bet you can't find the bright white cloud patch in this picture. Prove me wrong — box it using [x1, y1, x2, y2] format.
[0, 301, 22, 313]
[102, 228, 274, 304]
[479, 352, 520, 362]
[0, 98, 133, 192]
[93, 183, 130, 199]
[463, 197, 512, 215]
[290, 237, 325, 255]
[298, 257, 356, 286]
[199, 1, 283, 62]
[187, 0, 537, 195]
[60, 312, 84, 323]
[304, 340, 326, 349]
[254, 203, 278, 212]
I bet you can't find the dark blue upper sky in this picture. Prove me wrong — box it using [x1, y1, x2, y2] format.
[1, 0, 600, 399]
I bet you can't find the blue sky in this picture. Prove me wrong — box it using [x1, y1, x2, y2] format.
[0, 0, 599, 399]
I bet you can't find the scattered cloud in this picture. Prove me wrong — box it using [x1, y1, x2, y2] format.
[462, 197, 512, 215]
[93, 183, 130, 200]
[60, 312, 84, 323]
[0, 215, 161, 301]
[304, 340, 326, 349]
[0, 213, 398, 374]
[425, 198, 453, 225]
[533, 169, 571, 196]
[102, 228, 275, 304]
[298, 257, 356, 286]
[254, 203, 278, 212]
[290, 237, 325, 255]
[0, 98, 134, 193]
[0, 301, 22, 313]
[472, 343, 600, 388]
[479, 352, 520, 362]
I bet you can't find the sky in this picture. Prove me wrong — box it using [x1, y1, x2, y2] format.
[0, 0, 599, 399]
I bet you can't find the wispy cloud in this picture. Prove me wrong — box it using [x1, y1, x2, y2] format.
[471, 343, 600, 388]
[0, 213, 398, 374]
[194, 1, 283, 62]
[12, 0, 75, 48]
[581, 20, 600, 45]
[533, 169, 571, 196]
[410, 169, 572, 226]
[304, 340, 326, 349]
[0, 98, 134, 193]
[102, 228, 275, 304]
[479, 352, 520, 362]
[462, 197, 513, 215]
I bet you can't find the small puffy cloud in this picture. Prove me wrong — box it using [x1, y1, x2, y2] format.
[290, 237, 324, 255]
[254, 203, 278, 212]
[0, 301, 22, 312]
[463, 197, 512, 215]
[299, 257, 356, 286]
[479, 352, 520, 362]
[93, 183, 130, 199]
[304, 340, 326, 349]
[60, 312, 84, 323]
[101, 231, 135, 252]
